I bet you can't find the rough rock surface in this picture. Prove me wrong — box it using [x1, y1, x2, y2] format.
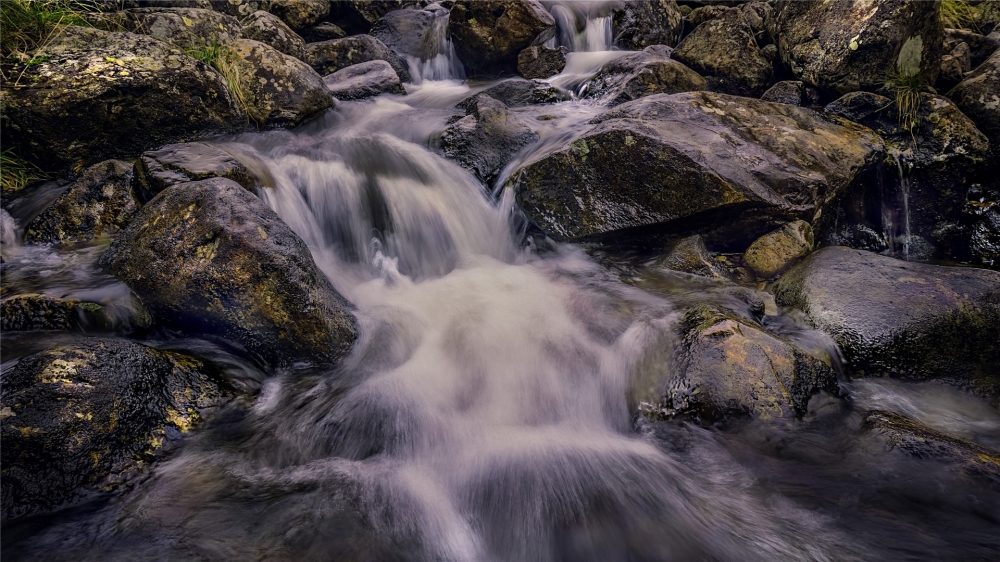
[243, 9, 308, 60]
[300, 21, 348, 43]
[134, 142, 262, 203]
[517, 45, 567, 79]
[24, 160, 138, 244]
[657, 235, 730, 280]
[329, 0, 420, 35]
[0, 26, 243, 172]
[948, 49, 1000, 153]
[124, 7, 243, 50]
[672, 7, 774, 97]
[323, 60, 406, 100]
[938, 41, 972, 91]
[761, 81, 805, 106]
[231, 39, 333, 127]
[943, 28, 1000, 69]
[305, 34, 411, 82]
[0, 295, 117, 332]
[611, 0, 684, 50]
[370, 4, 448, 60]
[771, 247, 1000, 395]
[441, 94, 538, 184]
[448, 0, 556, 77]
[742, 220, 813, 278]
[584, 45, 706, 106]
[1, 338, 231, 520]
[513, 92, 883, 247]
[458, 78, 568, 109]
[770, 0, 944, 96]
[269, 0, 329, 32]
[100, 178, 358, 367]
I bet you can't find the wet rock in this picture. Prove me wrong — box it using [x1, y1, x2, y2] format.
[441, 94, 537, 184]
[743, 220, 813, 279]
[370, 4, 448, 60]
[123, 7, 243, 50]
[948, 49, 1000, 154]
[517, 45, 567, 79]
[943, 28, 1000, 69]
[269, 0, 329, 32]
[305, 34, 411, 82]
[761, 81, 805, 106]
[512, 92, 883, 247]
[300, 21, 348, 43]
[1, 294, 116, 332]
[771, 247, 1000, 395]
[611, 0, 683, 50]
[863, 410, 1000, 482]
[329, 0, 420, 35]
[134, 142, 262, 203]
[659, 304, 837, 422]
[672, 7, 774, 97]
[448, 0, 556, 78]
[100, 178, 358, 367]
[231, 39, 333, 127]
[323, 60, 406, 100]
[243, 10, 308, 60]
[584, 45, 706, 106]
[0, 26, 243, 172]
[1, 338, 231, 520]
[938, 41, 972, 91]
[770, 0, 944, 96]
[23, 160, 138, 244]
[657, 235, 730, 280]
[458, 78, 568, 109]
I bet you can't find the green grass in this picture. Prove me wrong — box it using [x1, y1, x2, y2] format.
[1, 150, 46, 196]
[940, 0, 979, 30]
[186, 38, 254, 123]
[0, 0, 94, 62]
[883, 71, 923, 133]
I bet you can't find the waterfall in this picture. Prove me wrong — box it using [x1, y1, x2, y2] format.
[405, 4, 466, 84]
[545, 0, 616, 52]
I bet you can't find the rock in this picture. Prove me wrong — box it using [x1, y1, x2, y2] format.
[323, 60, 406, 100]
[329, 0, 420, 35]
[687, 5, 727, 29]
[99, 178, 358, 367]
[943, 28, 1000, 69]
[212, 0, 271, 18]
[938, 41, 972, 91]
[512, 92, 883, 248]
[123, 7, 243, 50]
[761, 80, 804, 106]
[440, 94, 537, 184]
[0, 338, 231, 520]
[1, 294, 115, 332]
[458, 78, 568, 109]
[0, 26, 243, 172]
[584, 45, 706, 106]
[370, 4, 449, 61]
[134, 142, 262, 203]
[672, 7, 774, 97]
[517, 45, 567, 79]
[300, 21, 348, 42]
[948, 49, 1000, 154]
[743, 220, 813, 278]
[305, 34, 411, 82]
[658, 304, 838, 422]
[771, 247, 1000, 395]
[611, 0, 683, 50]
[448, 0, 556, 77]
[770, 0, 944, 96]
[657, 235, 730, 280]
[23, 160, 138, 244]
[242, 10, 308, 60]
[230, 38, 333, 127]
[269, 0, 329, 32]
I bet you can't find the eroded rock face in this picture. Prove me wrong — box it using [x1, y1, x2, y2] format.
[305, 34, 411, 82]
[231, 39, 333, 127]
[517, 45, 567, 79]
[100, 178, 358, 367]
[134, 142, 262, 203]
[513, 92, 883, 248]
[672, 7, 774, 97]
[1, 338, 231, 520]
[24, 160, 138, 244]
[771, 247, 1000, 396]
[742, 220, 814, 278]
[948, 49, 1000, 153]
[448, 0, 555, 77]
[0, 26, 244, 172]
[243, 9, 308, 60]
[440, 94, 538, 184]
[584, 45, 706, 106]
[269, 0, 330, 31]
[124, 7, 244, 50]
[770, 0, 944, 96]
[323, 60, 406, 100]
[611, 0, 683, 50]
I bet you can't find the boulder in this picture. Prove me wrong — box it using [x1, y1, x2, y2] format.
[584, 45, 706, 106]
[448, 0, 555, 77]
[687, 5, 727, 28]
[770, 0, 944, 97]
[99, 178, 358, 367]
[517, 45, 567, 80]
[771, 247, 1000, 395]
[458, 78, 568, 109]
[938, 41, 973, 91]
[269, 0, 329, 32]
[1, 338, 231, 520]
[305, 34, 411, 82]
[230, 39, 333, 127]
[329, 0, 420, 35]
[512, 92, 883, 247]
[323, 60, 406, 100]
[23, 160, 138, 244]
[948, 49, 1000, 154]
[1, 294, 116, 332]
[761, 80, 805, 106]
[656, 235, 730, 280]
[672, 7, 774, 97]
[301, 21, 348, 42]
[611, 0, 683, 51]
[742, 220, 813, 278]
[440, 94, 537, 184]
[134, 142, 262, 203]
[123, 7, 243, 50]
[0, 26, 244, 172]
[212, 0, 271, 18]
[943, 28, 1000, 69]
[370, 4, 449, 61]
[242, 9, 308, 60]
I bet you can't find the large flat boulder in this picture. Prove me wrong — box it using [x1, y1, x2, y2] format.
[323, 60, 406, 100]
[447, 0, 555, 77]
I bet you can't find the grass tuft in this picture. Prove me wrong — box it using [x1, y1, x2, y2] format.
[0, 0, 93, 63]
[940, 0, 980, 30]
[1, 150, 46, 196]
[186, 37, 255, 123]
[883, 71, 923, 133]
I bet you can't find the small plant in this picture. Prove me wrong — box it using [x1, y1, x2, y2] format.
[1, 150, 45, 195]
[186, 37, 255, 123]
[883, 70, 923, 133]
[940, 0, 980, 31]
[0, 0, 92, 63]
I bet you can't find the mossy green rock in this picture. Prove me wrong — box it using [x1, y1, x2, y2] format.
[134, 141, 262, 203]
[672, 7, 774, 97]
[124, 7, 244, 50]
[231, 38, 332, 127]
[448, 0, 555, 77]
[24, 160, 138, 244]
[611, 0, 684, 51]
[0, 294, 137, 332]
[771, 247, 1000, 395]
[99, 177, 358, 367]
[305, 34, 411, 82]
[243, 9, 308, 60]
[657, 235, 730, 280]
[0, 338, 231, 520]
[584, 45, 706, 106]
[0, 26, 243, 172]
[269, 0, 330, 32]
[513, 92, 883, 247]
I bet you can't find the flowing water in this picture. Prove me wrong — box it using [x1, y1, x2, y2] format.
[3, 6, 1000, 562]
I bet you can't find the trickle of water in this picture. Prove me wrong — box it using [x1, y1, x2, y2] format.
[403, 5, 466, 84]
[545, 0, 617, 52]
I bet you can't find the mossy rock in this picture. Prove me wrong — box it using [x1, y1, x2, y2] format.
[743, 220, 814, 279]
[611, 0, 683, 51]
[124, 7, 244, 51]
[447, 0, 555, 78]
[948, 49, 1000, 156]
[231, 38, 333, 127]
[0, 294, 148, 333]
[269, 0, 329, 32]
[243, 9, 308, 61]
[672, 7, 774, 97]
[305, 34, 411, 82]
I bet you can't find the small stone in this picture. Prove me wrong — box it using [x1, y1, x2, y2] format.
[517, 45, 568, 79]
[743, 220, 814, 278]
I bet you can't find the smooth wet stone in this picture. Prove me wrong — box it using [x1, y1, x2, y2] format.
[517, 45, 567, 79]
[269, 0, 329, 31]
[122, 7, 244, 50]
[134, 142, 262, 203]
[323, 60, 406, 100]
[100, 178, 358, 367]
[771, 247, 1000, 395]
[23, 160, 138, 244]
[743, 220, 814, 279]
[657, 235, 730, 280]
[457, 78, 569, 109]
[0, 338, 232, 520]
[231, 38, 333, 127]
[448, 0, 555, 77]
[584, 45, 706, 106]
[611, 0, 683, 50]
[440, 94, 537, 184]
[305, 34, 411, 82]
[243, 9, 307, 60]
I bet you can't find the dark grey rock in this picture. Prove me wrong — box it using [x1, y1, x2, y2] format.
[441, 94, 537, 184]
[584, 45, 706, 106]
[323, 60, 406, 100]
[134, 142, 262, 203]
[517, 45, 567, 79]
[306, 34, 412, 82]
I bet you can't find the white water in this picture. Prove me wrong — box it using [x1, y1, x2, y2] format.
[403, 4, 466, 84]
